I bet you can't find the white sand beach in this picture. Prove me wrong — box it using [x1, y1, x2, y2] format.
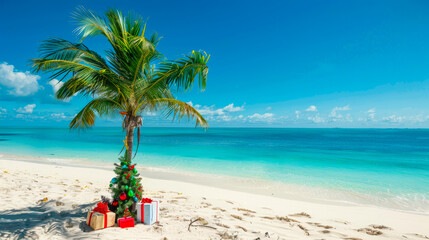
[1, 157, 428, 240]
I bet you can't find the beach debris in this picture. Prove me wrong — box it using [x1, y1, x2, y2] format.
[265, 232, 270, 238]
[37, 197, 48, 204]
[65, 219, 74, 228]
[333, 220, 349, 225]
[212, 207, 226, 212]
[198, 217, 208, 225]
[215, 222, 230, 228]
[218, 231, 238, 239]
[3, 170, 7, 173]
[236, 208, 256, 213]
[403, 233, 429, 239]
[226, 200, 234, 204]
[55, 201, 65, 206]
[261, 216, 275, 220]
[236, 225, 247, 232]
[319, 230, 330, 234]
[308, 222, 333, 229]
[231, 214, 243, 220]
[276, 216, 299, 223]
[298, 224, 310, 236]
[357, 228, 383, 235]
[187, 217, 216, 232]
[175, 196, 187, 200]
[370, 224, 391, 230]
[243, 212, 254, 217]
[289, 212, 311, 218]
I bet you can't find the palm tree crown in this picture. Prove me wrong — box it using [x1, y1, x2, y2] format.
[31, 8, 209, 159]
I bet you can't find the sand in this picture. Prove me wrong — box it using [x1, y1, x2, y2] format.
[0, 158, 428, 240]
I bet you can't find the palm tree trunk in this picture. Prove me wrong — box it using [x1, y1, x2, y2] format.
[126, 126, 135, 160]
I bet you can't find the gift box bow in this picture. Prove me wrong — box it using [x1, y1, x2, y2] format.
[93, 202, 109, 214]
[141, 198, 153, 204]
[88, 202, 111, 229]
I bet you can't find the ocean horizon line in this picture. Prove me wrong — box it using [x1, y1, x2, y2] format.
[2, 126, 429, 130]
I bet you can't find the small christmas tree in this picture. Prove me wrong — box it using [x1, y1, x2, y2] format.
[109, 150, 143, 218]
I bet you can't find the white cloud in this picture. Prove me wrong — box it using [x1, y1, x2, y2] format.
[0, 107, 6, 114]
[246, 113, 275, 122]
[305, 105, 317, 112]
[295, 110, 300, 119]
[223, 103, 245, 112]
[382, 115, 403, 123]
[367, 108, 376, 119]
[50, 113, 76, 120]
[381, 114, 428, 123]
[51, 113, 67, 119]
[187, 103, 245, 122]
[265, 106, 272, 111]
[329, 105, 351, 118]
[308, 114, 324, 123]
[217, 115, 233, 122]
[0, 62, 40, 96]
[193, 103, 245, 117]
[247, 113, 274, 119]
[16, 104, 36, 114]
[48, 79, 64, 94]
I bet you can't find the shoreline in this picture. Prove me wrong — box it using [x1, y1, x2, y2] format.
[1, 157, 429, 239]
[1, 152, 428, 217]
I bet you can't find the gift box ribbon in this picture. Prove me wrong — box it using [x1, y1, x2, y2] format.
[88, 202, 111, 228]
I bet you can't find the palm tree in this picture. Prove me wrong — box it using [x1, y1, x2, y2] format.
[31, 8, 209, 160]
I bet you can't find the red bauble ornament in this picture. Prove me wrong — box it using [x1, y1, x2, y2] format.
[126, 173, 130, 179]
[112, 200, 118, 206]
[128, 165, 134, 170]
[119, 193, 127, 200]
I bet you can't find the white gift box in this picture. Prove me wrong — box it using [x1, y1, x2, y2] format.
[136, 199, 159, 225]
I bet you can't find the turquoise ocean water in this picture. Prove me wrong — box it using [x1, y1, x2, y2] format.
[0, 127, 428, 212]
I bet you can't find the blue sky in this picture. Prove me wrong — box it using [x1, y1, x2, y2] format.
[1, 0, 429, 128]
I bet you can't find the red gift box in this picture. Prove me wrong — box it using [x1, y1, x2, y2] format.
[118, 217, 134, 228]
[118, 217, 135, 228]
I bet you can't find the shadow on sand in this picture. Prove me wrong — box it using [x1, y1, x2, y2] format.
[0, 200, 98, 239]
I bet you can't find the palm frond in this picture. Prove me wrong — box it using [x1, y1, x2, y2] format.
[73, 6, 114, 43]
[70, 98, 123, 129]
[144, 51, 209, 99]
[151, 98, 208, 128]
